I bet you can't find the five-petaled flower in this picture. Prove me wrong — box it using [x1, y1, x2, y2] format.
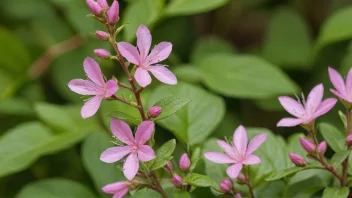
[277, 84, 337, 127]
[117, 25, 177, 87]
[204, 125, 267, 179]
[68, 57, 118, 119]
[328, 67, 352, 103]
[100, 119, 156, 180]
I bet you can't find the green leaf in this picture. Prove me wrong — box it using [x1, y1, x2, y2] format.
[198, 54, 299, 98]
[147, 82, 225, 145]
[173, 65, 203, 84]
[331, 150, 350, 166]
[151, 96, 191, 121]
[338, 110, 347, 130]
[322, 187, 349, 198]
[166, 0, 230, 16]
[173, 191, 190, 198]
[319, 122, 346, 152]
[107, 111, 142, 125]
[262, 8, 312, 69]
[190, 147, 202, 172]
[0, 98, 34, 116]
[183, 173, 218, 189]
[82, 133, 124, 198]
[16, 178, 96, 198]
[266, 166, 321, 181]
[147, 139, 176, 171]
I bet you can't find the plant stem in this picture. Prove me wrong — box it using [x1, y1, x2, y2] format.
[118, 82, 133, 91]
[244, 170, 255, 198]
[341, 108, 352, 186]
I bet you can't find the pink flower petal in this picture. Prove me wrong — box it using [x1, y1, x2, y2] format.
[305, 83, 324, 115]
[97, 0, 109, 9]
[233, 125, 248, 156]
[110, 119, 135, 145]
[148, 42, 172, 65]
[138, 145, 155, 162]
[81, 95, 103, 119]
[243, 155, 261, 165]
[226, 163, 243, 179]
[113, 189, 129, 198]
[346, 67, 352, 93]
[277, 117, 303, 127]
[117, 42, 140, 65]
[68, 79, 97, 95]
[306, 98, 337, 123]
[134, 67, 151, 87]
[330, 89, 348, 101]
[217, 140, 240, 162]
[204, 152, 237, 164]
[328, 67, 346, 94]
[278, 96, 305, 118]
[123, 153, 139, 180]
[100, 146, 132, 163]
[105, 79, 119, 98]
[246, 134, 267, 155]
[136, 25, 152, 61]
[102, 181, 129, 194]
[148, 65, 177, 85]
[84, 57, 105, 87]
[135, 121, 154, 145]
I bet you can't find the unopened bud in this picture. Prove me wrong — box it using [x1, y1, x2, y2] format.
[346, 134, 352, 147]
[94, 49, 111, 59]
[107, 0, 119, 23]
[86, 0, 103, 15]
[148, 106, 162, 118]
[171, 174, 183, 186]
[299, 138, 316, 153]
[235, 193, 242, 198]
[219, 179, 232, 192]
[288, 153, 307, 167]
[96, 31, 110, 41]
[318, 141, 327, 154]
[97, 0, 109, 9]
[237, 173, 246, 184]
[166, 162, 172, 171]
[179, 153, 191, 171]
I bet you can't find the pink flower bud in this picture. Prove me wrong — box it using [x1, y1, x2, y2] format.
[318, 141, 327, 154]
[221, 179, 232, 187]
[166, 161, 172, 171]
[96, 31, 110, 41]
[86, 0, 103, 15]
[148, 106, 162, 118]
[288, 153, 307, 167]
[97, 0, 109, 9]
[346, 134, 352, 146]
[171, 174, 183, 186]
[299, 138, 316, 153]
[94, 49, 111, 58]
[237, 173, 246, 184]
[219, 182, 231, 193]
[107, 0, 119, 24]
[179, 153, 191, 171]
[235, 193, 242, 198]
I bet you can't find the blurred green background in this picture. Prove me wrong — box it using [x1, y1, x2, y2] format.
[1, 0, 352, 197]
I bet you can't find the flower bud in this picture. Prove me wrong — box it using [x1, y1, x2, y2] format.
[235, 193, 242, 198]
[288, 153, 307, 167]
[96, 31, 110, 41]
[346, 134, 352, 147]
[171, 174, 183, 186]
[97, 0, 109, 9]
[318, 141, 327, 154]
[94, 49, 111, 59]
[221, 179, 232, 187]
[148, 106, 162, 118]
[299, 138, 316, 153]
[237, 173, 246, 184]
[219, 182, 231, 193]
[107, 0, 119, 24]
[166, 161, 172, 171]
[86, 0, 103, 15]
[179, 153, 191, 171]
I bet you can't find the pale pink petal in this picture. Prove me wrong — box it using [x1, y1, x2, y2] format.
[330, 89, 348, 101]
[105, 79, 119, 98]
[81, 95, 103, 119]
[243, 155, 261, 165]
[68, 79, 97, 95]
[134, 67, 151, 87]
[110, 119, 135, 145]
[97, 0, 109, 9]
[328, 67, 346, 94]
[278, 96, 305, 118]
[204, 152, 236, 164]
[246, 134, 267, 155]
[136, 25, 152, 61]
[226, 163, 243, 179]
[233, 125, 248, 156]
[113, 189, 129, 198]
[117, 42, 140, 65]
[147, 42, 172, 65]
[138, 145, 155, 162]
[217, 140, 240, 162]
[305, 84, 324, 115]
[100, 146, 132, 163]
[135, 121, 154, 145]
[123, 153, 139, 180]
[148, 65, 177, 85]
[347, 67, 352, 93]
[102, 181, 129, 194]
[277, 117, 303, 127]
[84, 57, 105, 87]
[306, 98, 337, 123]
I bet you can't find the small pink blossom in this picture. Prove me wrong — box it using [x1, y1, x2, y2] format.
[277, 84, 337, 127]
[102, 181, 130, 198]
[346, 134, 352, 146]
[95, 30, 110, 40]
[117, 25, 177, 87]
[68, 57, 118, 118]
[171, 174, 183, 186]
[204, 125, 267, 179]
[288, 153, 306, 167]
[318, 141, 327, 154]
[86, 0, 103, 15]
[107, 0, 119, 23]
[179, 153, 190, 171]
[148, 106, 162, 118]
[328, 67, 352, 103]
[299, 138, 315, 153]
[100, 119, 156, 180]
[94, 49, 111, 59]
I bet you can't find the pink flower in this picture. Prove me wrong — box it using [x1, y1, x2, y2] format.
[277, 84, 337, 127]
[102, 181, 130, 198]
[179, 153, 190, 171]
[288, 153, 307, 167]
[204, 125, 267, 179]
[68, 57, 118, 119]
[100, 119, 156, 180]
[117, 25, 177, 87]
[328, 67, 352, 103]
[107, 0, 119, 23]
